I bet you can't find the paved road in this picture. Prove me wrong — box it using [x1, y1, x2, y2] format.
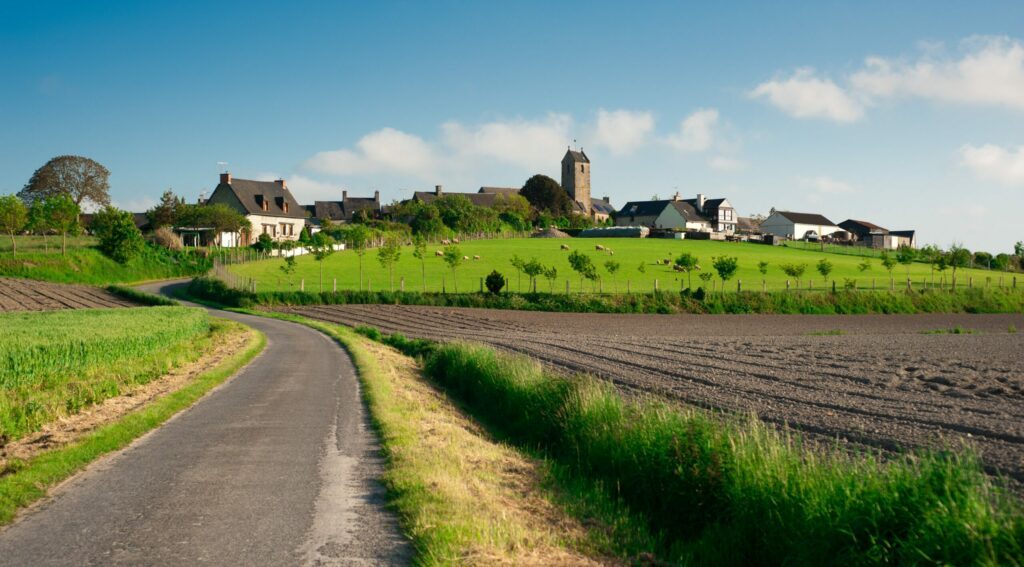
[0, 280, 410, 566]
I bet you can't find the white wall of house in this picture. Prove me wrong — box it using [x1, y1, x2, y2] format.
[761, 213, 839, 239]
[247, 214, 302, 243]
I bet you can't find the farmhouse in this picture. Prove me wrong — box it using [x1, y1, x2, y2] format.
[307, 190, 381, 223]
[206, 173, 306, 245]
[614, 193, 736, 234]
[838, 219, 917, 249]
[760, 210, 840, 240]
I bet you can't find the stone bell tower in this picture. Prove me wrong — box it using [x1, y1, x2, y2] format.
[561, 147, 591, 213]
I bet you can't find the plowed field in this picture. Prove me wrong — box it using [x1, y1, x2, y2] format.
[0, 277, 136, 312]
[279, 305, 1024, 485]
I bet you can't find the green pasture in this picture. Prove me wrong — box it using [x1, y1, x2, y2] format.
[225, 238, 1013, 294]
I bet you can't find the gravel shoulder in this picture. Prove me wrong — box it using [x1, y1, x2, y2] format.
[281, 305, 1024, 487]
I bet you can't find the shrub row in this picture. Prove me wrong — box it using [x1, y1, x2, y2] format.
[190, 275, 1024, 314]
[369, 332, 1023, 564]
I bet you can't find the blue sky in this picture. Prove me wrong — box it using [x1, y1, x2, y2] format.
[2, 1, 1023, 252]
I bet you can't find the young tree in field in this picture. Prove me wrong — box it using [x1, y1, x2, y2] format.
[757, 261, 769, 276]
[485, 270, 506, 294]
[880, 251, 897, 280]
[604, 259, 621, 292]
[780, 263, 807, 288]
[567, 250, 595, 292]
[523, 257, 544, 292]
[0, 195, 28, 257]
[91, 206, 144, 263]
[816, 258, 834, 282]
[376, 236, 402, 291]
[27, 200, 51, 252]
[918, 244, 941, 285]
[698, 271, 714, 291]
[442, 246, 463, 293]
[543, 265, 558, 292]
[674, 252, 699, 290]
[993, 253, 1011, 272]
[280, 255, 297, 277]
[19, 155, 111, 210]
[934, 253, 949, 286]
[712, 256, 739, 291]
[346, 224, 371, 291]
[947, 243, 971, 288]
[310, 232, 335, 292]
[411, 235, 428, 292]
[896, 245, 916, 278]
[1015, 241, 1024, 258]
[510, 254, 526, 291]
[44, 195, 80, 256]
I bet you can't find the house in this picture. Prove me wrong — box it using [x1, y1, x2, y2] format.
[308, 190, 381, 224]
[736, 216, 760, 235]
[614, 193, 735, 233]
[760, 210, 840, 240]
[838, 219, 916, 249]
[206, 173, 306, 245]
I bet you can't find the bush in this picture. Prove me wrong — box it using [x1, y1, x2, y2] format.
[152, 226, 183, 251]
[485, 270, 506, 294]
[91, 206, 145, 263]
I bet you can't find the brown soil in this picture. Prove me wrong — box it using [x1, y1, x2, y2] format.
[281, 305, 1024, 486]
[0, 324, 255, 470]
[0, 277, 137, 312]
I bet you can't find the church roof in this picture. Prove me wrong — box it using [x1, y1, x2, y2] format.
[563, 149, 590, 163]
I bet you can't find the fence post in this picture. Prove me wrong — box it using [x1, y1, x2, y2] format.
[786, 280, 790, 291]
[300, 279, 304, 292]
[566, 280, 570, 294]
[906, 278, 911, 291]
[654, 279, 659, 292]
[999, 276, 1003, 289]
[872, 278, 875, 291]
[401, 277, 405, 292]
[737, 280, 742, 293]
[442, 275, 446, 294]
[627, 280, 630, 294]
[969, 277, 973, 289]
[1014, 276, 1017, 289]
[251, 280, 256, 293]
[809, 280, 813, 290]
[832, 280, 836, 293]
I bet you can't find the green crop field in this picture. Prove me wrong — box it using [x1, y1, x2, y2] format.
[225, 238, 1013, 294]
[0, 306, 211, 441]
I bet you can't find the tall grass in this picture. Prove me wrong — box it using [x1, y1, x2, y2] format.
[0, 307, 210, 441]
[378, 337, 1023, 564]
[0, 244, 211, 285]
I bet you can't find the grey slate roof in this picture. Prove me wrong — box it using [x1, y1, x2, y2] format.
[618, 199, 707, 223]
[478, 187, 521, 195]
[413, 191, 500, 208]
[311, 196, 381, 222]
[775, 211, 837, 226]
[839, 219, 888, 236]
[563, 149, 590, 163]
[591, 200, 617, 215]
[214, 178, 306, 219]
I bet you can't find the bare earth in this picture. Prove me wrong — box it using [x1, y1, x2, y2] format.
[279, 305, 1024, 485]
[0, 277, 136, 312]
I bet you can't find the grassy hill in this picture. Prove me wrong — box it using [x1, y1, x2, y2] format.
[225, 237, 1016, 294]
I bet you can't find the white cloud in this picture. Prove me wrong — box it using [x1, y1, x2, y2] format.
[592, 109, 654, 155]
[707, 156, 746, 171]
[958, 143, 1024, 186]
[799, 175, 854, 194]
[749, 69, 865, 123]
[303, 127, 438, 180]
[441, 114, 571, 170]
[666, 108, 719, 152]
[850, 36, 1024, 110]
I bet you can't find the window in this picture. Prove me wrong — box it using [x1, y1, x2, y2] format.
[581, 164, 585, 173]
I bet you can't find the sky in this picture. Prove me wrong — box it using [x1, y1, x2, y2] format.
[2, 1, 1023, 252]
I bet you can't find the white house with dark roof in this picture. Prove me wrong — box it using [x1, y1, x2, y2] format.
[206, 173, 307, 245]
[760, 210, 840, 240]
[614, 193, 734, 233]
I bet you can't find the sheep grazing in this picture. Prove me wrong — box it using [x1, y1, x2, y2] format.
[560, 244, 570, 250]
[473, 255, 481, 260]
[595, 244, 605, 251]
[608, 250, 615, 255]
[452, 238, 461, 244]
[441, 239, 451, 245]
[435, 250, 444, 257]
[663, 259, 671, 265]
[462, 255, 470, 260]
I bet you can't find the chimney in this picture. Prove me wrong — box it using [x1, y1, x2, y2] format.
[275, 179, 287, 189]
[342, 190, 348, 200]
[673, 192, 682, 201]
[435, 185, 443, 196]
[220, 172, 232, 185]
[374, 190, 380, 202]
[603, 196, 610, 203]
[696, 193, 706, 211]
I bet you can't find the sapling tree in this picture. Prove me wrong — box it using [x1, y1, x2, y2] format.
[880, 251, 897, 279]
[523, 257, 544, 292]
[44, 195, 80, 255]
[757, 261, 769, 276]
[604, 259, 620, 292]
[896, 245, 916, 278]
[0, 195, 27, 257]
[27, 200, 51, 252]
[712, 256, 739, 291]
[858, 258, 872, 273]
[510, 254, 525, 291]
[310, 232, 335, 292]
[567, 250, 595, 292]
[675, 252, 699, 290]
[443, 246, 463, 293]
[376, 236, 402, 291]
[346, 224, 370, 290]
[947, 243, 971, 288]
[698, 271, 714, 291]
[637, 261, 646, 274]
[780, 263, 807, 288]
[543, 265, 558, 292]
[411, 235, 428, 292]
[816, 258, 834, 282]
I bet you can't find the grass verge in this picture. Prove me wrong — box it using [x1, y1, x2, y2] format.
[106, 284, 180, 306]
[0, 244, 211, 285]
[0, 319, 264, 525]
[355, 328, 1023, 565]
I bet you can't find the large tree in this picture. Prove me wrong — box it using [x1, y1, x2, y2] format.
[19, 155, 111, 209]
[520, 174, 571, 216]
[146, 189, 183, 228]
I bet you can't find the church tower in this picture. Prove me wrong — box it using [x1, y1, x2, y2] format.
[561, 147, 591, 213]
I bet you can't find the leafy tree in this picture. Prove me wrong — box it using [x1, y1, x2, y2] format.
[146, 189, 182, 228]
[816, 258, 834, 282]
[43, 195, 80, 255]
[309, 232, 335, 292]
[0, 195, 28, 257]
[510, 254, 526, 291]
[442, 246, 463, 292]
[895, 245, 916, 277]
[523, 257, 545, 292]
[298, 225, 312, 244]
[1015, 241, 1024, 258]
[543, 265, 558, 292]
[26, 200, 51, 252]
[919, 244, 941, 284]
[520, 174, 571, 216]
[485, 270, 506, 294]
[346, 224, 371, 290]
[712, 256, 739, 289]
[779, 263, 807, 287]
[253, 233, 274, 253]
[757, 261, 769, 276]
[280, 255, 297, 277]
[674, 252, 699, 290]
[376, 236, 402, 291]
[567, 250, 595, 292]
[698, 271, 714, 290]
[947, 243, 971, 287]
[993, 253, 1011, 272]
[934, 253, 949, 285]
[177, 203, 248, 246]
[880, 251, 897, 278]
[972, 251, 992, 270]
[411, 235, 428, 292]
[19, 155, 111, 210]
[492, 193, 532, 219]
[91, 206, 144, 263]
[604, 259, 621, 292]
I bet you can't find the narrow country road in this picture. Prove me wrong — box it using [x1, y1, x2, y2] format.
[0, 280, 410, 566]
